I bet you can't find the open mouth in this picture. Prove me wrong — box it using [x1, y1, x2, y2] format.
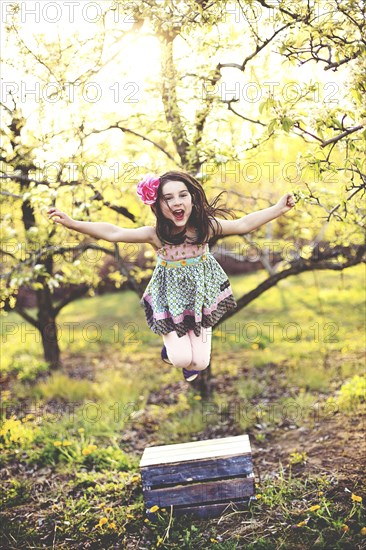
[173, 209, 185, 220]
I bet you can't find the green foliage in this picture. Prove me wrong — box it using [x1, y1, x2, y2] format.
[28, 429, 133, 471]
[338, 375, 366, 408]
[0, 478, 30, 508]
[30, 372, 98, 402]
[326, 374, 366, 413]
[0, 415, 40, 449]
[6, 354, 49, 382]
[80, 445, 131, 472]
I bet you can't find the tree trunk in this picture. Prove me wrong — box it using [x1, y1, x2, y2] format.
[191, 362, 212, 398]
[36, 284, 62, 370]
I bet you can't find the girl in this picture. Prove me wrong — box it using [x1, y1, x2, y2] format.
[47, 170, 295, 382]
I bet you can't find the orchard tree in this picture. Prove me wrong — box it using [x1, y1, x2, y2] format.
[1, 1, 364, 398]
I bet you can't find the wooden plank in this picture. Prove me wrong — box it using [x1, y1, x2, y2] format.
[144, 475, 255, 508]
[141, 434, 249, 453]
[140, 448, 251, 466]
[140, 438, 251, 467]
[140, 435, 250, 467]
[152, 499, 251, 520]
[140, 447, 252, 466]
[141, 455, 253, 488]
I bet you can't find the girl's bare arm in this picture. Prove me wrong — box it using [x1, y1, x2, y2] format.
[212, 193, 296, 236]
[47, 208, 155, 244]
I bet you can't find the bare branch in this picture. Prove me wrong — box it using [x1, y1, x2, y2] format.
[215, 243, 366, 328]
[324, 49, 363, 71]
[14, 307, 41, 330]
[293, 122, 364, 148]
[0, 188, 22, 199]
[53, 283, 91, 316]
[321, 125, 364, 147]
[83, 124, 177, 163]
[293, 122, 324, 143]
[225, 99, 266, 126]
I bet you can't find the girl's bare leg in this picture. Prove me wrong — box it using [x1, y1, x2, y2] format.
[162, 331, 193, 369]
[187, 326, 212, 371]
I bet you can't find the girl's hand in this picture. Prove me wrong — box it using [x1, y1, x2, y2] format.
[276, 193, 296, 215]
[47, 208, 75, 229]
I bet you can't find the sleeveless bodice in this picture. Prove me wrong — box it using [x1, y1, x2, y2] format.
[156, 241, 209, 261]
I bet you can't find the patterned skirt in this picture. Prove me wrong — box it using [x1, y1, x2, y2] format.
[140, 251, 237, 338]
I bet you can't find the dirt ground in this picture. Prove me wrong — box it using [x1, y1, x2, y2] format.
[1, 355, 365, 549]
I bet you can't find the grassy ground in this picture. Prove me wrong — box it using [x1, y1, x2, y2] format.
[0, 265, 365, 549]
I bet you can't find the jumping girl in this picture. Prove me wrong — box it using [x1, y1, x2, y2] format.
[47, 170, 295, 382]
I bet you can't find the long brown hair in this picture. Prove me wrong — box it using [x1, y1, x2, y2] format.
[151, 171, 236, 245]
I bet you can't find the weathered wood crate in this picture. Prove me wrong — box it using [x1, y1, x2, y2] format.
[140, 434, 255, 519]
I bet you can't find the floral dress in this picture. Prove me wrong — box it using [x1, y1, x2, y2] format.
[140, 235, 237, 338]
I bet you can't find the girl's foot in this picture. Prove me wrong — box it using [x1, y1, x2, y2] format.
[161, 345, 173, 365]
[183, 368, 199, 382]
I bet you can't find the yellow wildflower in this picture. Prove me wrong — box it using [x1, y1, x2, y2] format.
[78, 428, 85, 433]
[341, 524, 349, 532]
[308, 505, 321, 512]
[82, 444, 97, 455]
[53, 441, 62, 447]
[104, 507, 113, 513]
[210, 538, 218, 543]
[149, 505, 159, 513]
[98, 517, 108, 526]
[131, 474, 140, 482]
[255, 494, 262, 499]
[126, 513, 134, 519]
[62, 440, 72, 446]
[351, 493, 362, 503]
[108, 522, 117, 529]
[251, 343, 259, 349]
[194, 395, 202, 400]
[144, 518, 149, 523]
[297, 520, 307, 527]
[360, 527, 366, 535]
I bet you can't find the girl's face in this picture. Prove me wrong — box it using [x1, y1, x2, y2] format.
[159, 180, 193, 229]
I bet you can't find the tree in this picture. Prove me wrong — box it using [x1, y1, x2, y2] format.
[1, 1, 364, 396]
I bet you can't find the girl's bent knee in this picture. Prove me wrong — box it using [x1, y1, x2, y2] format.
[166, 349, 193, 369]
[191, 360, 210, 371]
[171, 357, 193, 369]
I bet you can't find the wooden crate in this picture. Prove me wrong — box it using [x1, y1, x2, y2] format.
[140, 434, 255, 519]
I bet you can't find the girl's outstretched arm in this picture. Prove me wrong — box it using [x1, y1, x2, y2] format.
[213, 193, 296, 236]
[47, 208, 155, 244]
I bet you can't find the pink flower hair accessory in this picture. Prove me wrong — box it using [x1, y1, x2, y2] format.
[136, 173, 161, 205]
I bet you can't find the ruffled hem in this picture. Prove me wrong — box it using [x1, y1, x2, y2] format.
[141, 293, 237, 338]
